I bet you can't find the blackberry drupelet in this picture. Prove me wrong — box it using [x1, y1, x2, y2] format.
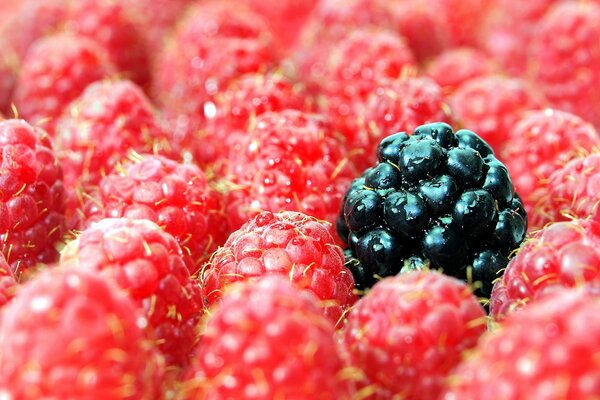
[337, 122, 526, 297]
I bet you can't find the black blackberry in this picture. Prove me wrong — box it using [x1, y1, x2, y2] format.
[338, 122, 526, 297]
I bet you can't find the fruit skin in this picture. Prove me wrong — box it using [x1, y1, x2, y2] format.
[183, 276, 352, 400]
[0, 119, 66, 275]
[0, 40, 19, 115]
[80, 154, 227, 270]
[0, 267, 164, 399]
[223, 110, 357, 237]
[13, 32, 115, 135]
[61, 218, 203, 367]
[0, 252, 16, 308]
[342, 271, 486, 400]
[201, 211, 357, 325]
[501, 109, 600, 220]
[443, 288, 600, 400]
[338, 122, 527, 297]
[491, 219, 600, 319]
[450, 75, 543, 154]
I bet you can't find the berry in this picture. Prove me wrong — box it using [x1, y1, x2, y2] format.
[0, 119, 66, 275]
[450, 75, 543, 153]
[80, 154, 227, 269]
[338, 122, 527, 297]
[0, 253, 17, 308]
[13, 32, 115, 135]
[443, 289, 600, 399]
[223, 110, 357, 235]
[491, 219, 600, 319]
[502, 109, 600, 219]
[530, 2, 600, 128]
[60, 218, 203, 366]
[428, 0, 494, 47]
[201, 211, 357, 325]
[0, 40, 18, 115]
[183, 276, 352, 399]
[0, 267, 164, 399]
[343, 271, 486, 399]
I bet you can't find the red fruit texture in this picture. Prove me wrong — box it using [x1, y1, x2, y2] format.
[490, 219, 600, 319]
[342, 271, 486, 400]
[13, 32, 115, 135]
[153, 1, 278, 152]
[66, 0, 151, 87]
[0, 253, 16, 308]
[223, 110, 357, 235]
[81, 154, 227, 270]
[0, 119, 65, 275]
[502, 109, 600, 219]
[197, 72, 314, 174]
[450, 75, 543, 154]
[530, 153, 600, 231]
[0, 267, 164, 399]
[61, 218, 203, 366]
[183, 276, 352, 400]
[201, 211, 357, 325]
[443, 289, 600, 400]
[0, 40, 18, 115]
[530, 2, 600, 128]
[427, 0, 494, 47]
[355, 76, 451, 171]
[426, 47, 498, 94]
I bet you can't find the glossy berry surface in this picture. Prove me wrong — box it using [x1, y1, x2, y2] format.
[338, 122, 527, 297]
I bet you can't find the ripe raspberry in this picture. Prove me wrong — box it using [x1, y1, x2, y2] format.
[502, 109, 600, 219]
[530, 2, 600, 128]
[0, 119, 65, 275]
[223, 110, 357, 235]
[426, 47, 497, 94]
[342, 271, 486, 399]
[201, 211, 357, 325]
[183, 276, 352, 399]
[80, 154, 227, 269]
[61, 218, 202, 366]
[0, 267, 164, 399]
[450, 75, 543, 154]
[443, 289, 600, 399]
[428, 0, 494, 47]
[0, 253, 16, 308]
[13, 32, 115, 135]
[490, 219, 600, 319]
[0, 41, 18, 115]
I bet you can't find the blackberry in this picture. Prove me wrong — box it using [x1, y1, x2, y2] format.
[338, 122, 526, 297]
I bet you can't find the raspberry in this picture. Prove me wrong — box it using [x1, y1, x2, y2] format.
[343, 271, 486, 399]
[0, 41, 18, 115]
[502, 109, 600, 219]
[61, 218, 202, 366]
[0, 253, 16, 308]
[80, 154, 227, 269]
[13, 32, 115, 135]
[201, 211, 357, 325]
[428, 0, 494, 47]
[530, 2, 600, 128]
[450, 75, 543, 154]
[426, 47, 498, 94]
[183, 276, 352, 399]
[443, 289, 600, 399]
[338, 122, 527, 297]
[490, 219, 600, 319]
[0, 119, 66, 275]
[223, 110, 357, 235]
[0, 267, 164, 399]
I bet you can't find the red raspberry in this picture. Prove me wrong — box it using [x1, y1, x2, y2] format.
[490, 219, 600, 319]
[223, 110, 357, 235]
[183, 276, 352, 399]
[80, 154, 227, 269]
[443, 289, 600, 399]
[342, 271, 486, 400]
[502, 109, 600, 219]
[0, 41, 18, 115]
[13, 32, 115, 135]
[0, 119, 65, 275]
[200, 211, 357, 325]
[61, 218, 202, 366]
[530, 2, 600, 128]
[0, 253, 16, 308]
[0, 267, 164, 399]
[426, 47, 498, 94]
[450, 75, 543, 154]
[66, 0, 151, 87]
[428, 0, 494, 47]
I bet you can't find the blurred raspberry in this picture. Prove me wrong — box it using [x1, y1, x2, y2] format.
[0, 253, 16, 308]
[428, 0, 495, 47]
[0, 40, 18, 115]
